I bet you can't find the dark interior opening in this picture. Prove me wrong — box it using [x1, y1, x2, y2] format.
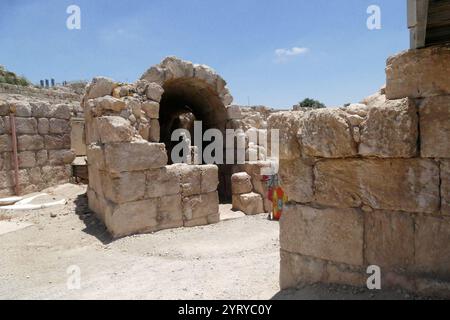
[159, 78, 232, 202]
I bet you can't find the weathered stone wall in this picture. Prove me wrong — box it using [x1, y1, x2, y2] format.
[0, 97, 77, 197]
[278, 45, 450, 298]
[84, 57, 231, 237]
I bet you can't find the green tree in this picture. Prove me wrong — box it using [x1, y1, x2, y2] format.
[298, 98, 326, 109]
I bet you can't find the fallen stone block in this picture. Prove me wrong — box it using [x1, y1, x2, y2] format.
[232, 192, 264, 215]
[231, 172, 253, 195]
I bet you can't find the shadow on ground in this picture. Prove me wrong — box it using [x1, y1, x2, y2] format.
[271, 283, 435, 300]
[73, 193, 113, 245]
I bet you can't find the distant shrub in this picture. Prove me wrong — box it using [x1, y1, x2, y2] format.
[0, 66, 31, 86]
[296, 98, 326, 109]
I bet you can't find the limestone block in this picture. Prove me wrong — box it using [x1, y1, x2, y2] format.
[386, 46, 450, 99]
[163, 57, 195, 79]
[365, 210, 415, 268]
[325, 262, 366, 287]
[38, 118, 49, 135]
[106, 199, 158, 238]
[52, 104, 72, 120]
[359, 97, 418, 158]
[149, 119, 160, 142]
[14, 102, 32, 117]
[231, 172, 253, 195]
[17, 135, 44, 151]
[30, 102, 51, 118]
[232, 192, 264, 215]
[0, 135, 11, 152]
[146, 166, 181, 198]
[279, 159, 313, 203]
[157, 194, 183, 228]
[194, 64, 217, 86]
[280, 251, 326, 289]
[0, 117, 5, 135]
[442, 160, 450, 215]
[18, 151, 36, 168]
[86, 77, 116, 99]
[226, 105, 243, 120]
[415, 215, 450, 277]
[88, 166, 104, 196]
[146, 83, 164, 102]
[102, 171, 146, 204]
[200, 165, 219, 194]
[41, 165, 71, 185]
[419, 96, 450, 158]
[267, 111, 303, 160]
[44, 134, 70, 150]
[298, 109, 357, 158]
[14, 117, 37, 135]
[28, 167, 42, 185]
[314, 159, 440, 214]
[95, 116, 135, 144]
[48, 150, 76, 165]
[182, 191, 219, 221]
[86, 145, 106, 170]
[94, 96, 127, 113]
[177, 165, 202, 196]
[49, 118, 70, 134]
[104, 140, 168, 173]
[142, 101, 159, 119]
[280, 204, 364, 266]
[36, 150, 48, 166]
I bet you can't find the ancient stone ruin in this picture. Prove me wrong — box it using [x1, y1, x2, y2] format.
[0, 4, 449, 298]
[278, 45, 450, 298]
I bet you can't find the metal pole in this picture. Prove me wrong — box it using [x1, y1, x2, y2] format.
[9, 110, 20, 196]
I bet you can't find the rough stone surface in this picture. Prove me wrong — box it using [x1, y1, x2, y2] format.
[102, 171, 146, 204]
[104, 140, 168, 173]
[267, 111, 303, 160]
[96, 116, 135, 144]
[419, 95, 450, 158]
[298, 109, 357, 158]
[86, 77, 116, 99]
[415, 215, 450, 278]
[231, 172, 253, 195]
[365, 210, 415, 268]
[106, 199, 158, 238]
[386, 46, 450, 99]
[280, 251, 326, 289]
[279, 159, 313, 203]
[359, 97, 418, 158]
[232, 192, 264, 215]
[280, 205, 364, 266]
[146, 166, 181, 198]
[442, 160, 450, 215]
[142, 101, 160, 119]
[146, 83, 164, 102]
[314, 159, 440, 214]
[200, 165, 219, 194]
[182, 191, 219, 221]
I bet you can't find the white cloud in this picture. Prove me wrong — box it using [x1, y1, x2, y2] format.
[274, 47, 309, 63]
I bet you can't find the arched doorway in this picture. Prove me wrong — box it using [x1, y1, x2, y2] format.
[141, 57, 234, 202]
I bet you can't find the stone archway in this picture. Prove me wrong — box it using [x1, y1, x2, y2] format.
[141, 57, 234, 202]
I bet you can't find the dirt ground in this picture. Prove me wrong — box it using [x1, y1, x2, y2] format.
[0, 184, 429, 300]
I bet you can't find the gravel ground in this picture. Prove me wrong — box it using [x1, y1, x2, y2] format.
[0, 184, 431, 300]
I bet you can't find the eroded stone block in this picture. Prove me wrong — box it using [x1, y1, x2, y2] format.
[280, 204, 364, 266]
[314, 159, 440, 214]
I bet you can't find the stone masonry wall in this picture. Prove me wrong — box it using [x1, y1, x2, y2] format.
[83, 57, 231, 238]
[278, 45, 450, 298]
[0, 97, 77, 197]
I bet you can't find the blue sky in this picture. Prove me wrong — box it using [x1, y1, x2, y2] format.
[0, 0, 408, 108]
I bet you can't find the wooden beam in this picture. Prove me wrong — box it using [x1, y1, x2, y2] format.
[408, 0, 430, 49]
